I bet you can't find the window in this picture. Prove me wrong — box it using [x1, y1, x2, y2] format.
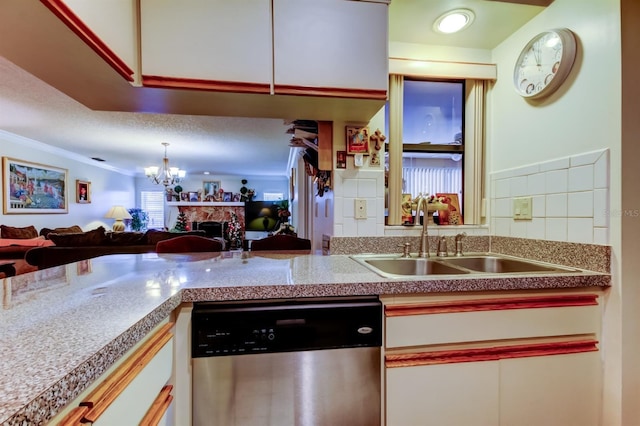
[141, 191, 165, 230]
[263, 192, 284, 201]
[386, 75, 485, 225]
[401, 79, 464, 212]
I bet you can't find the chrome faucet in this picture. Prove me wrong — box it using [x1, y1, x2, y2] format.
[413, 194, 430, 258]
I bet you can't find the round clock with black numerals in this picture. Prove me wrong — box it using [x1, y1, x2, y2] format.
[513, 28, 577, 100]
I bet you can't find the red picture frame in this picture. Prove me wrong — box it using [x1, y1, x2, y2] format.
[346, 126, 370, 155]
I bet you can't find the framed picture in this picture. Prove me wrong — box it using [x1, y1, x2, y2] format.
[203, 181, 221, 198]
[180, 192, 189, 201]
[223, 192, 232, 202]
[232, 193, 241, 202]
[336, 151, 347, 169]
[436, 193, 463, 225]
[77, 259, 92, 276]
[401, 193, 413, 224]
[188, 191, 199, 202]
[2, 157, 68, 214]
[346, 126, 370, 155]
[76, 180, 91, 204]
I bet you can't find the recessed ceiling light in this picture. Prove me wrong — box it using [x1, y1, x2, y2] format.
[434, 9, 475, 34]
[204, 171, 210, 175]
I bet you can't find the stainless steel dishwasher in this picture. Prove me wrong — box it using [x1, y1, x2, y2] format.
[192, 296, 382, 426]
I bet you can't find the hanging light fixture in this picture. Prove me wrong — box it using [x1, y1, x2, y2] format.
[144, 142, 186, 187]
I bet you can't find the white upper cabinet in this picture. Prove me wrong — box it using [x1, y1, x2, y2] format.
[272, 0, 389, 97]
[49, 0, 138, 81]
[140, 0, 273, 88]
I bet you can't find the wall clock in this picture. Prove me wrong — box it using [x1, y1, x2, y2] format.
[513, 28, 577, 100]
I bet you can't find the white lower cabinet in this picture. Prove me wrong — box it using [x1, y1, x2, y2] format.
[382, 290, 603, 426]
[387, 360, 499, 426]
[53, 320, 175, 426]
[500, 351, 601, 426]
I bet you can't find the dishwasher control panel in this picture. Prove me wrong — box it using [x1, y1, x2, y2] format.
[196, 326, 278, 356]
[192, 296, 382, 358]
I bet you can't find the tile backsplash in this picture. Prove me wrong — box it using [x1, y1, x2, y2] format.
[490, 149, 609, 244]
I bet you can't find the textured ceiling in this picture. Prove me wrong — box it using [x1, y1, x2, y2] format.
[0, 0, 545, 178]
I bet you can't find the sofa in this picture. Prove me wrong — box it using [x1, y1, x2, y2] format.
[24, 227, 210, 270]
[0, 224, 60, 276]
[0, 224, 209, 273]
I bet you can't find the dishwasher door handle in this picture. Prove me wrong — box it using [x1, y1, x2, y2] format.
[276, 318, 306, 326]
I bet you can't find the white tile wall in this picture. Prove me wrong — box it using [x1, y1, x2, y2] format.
[333, 169, 386, 236]
[489, 149, 610, 244]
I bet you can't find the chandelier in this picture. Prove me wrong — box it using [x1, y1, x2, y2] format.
[144, 142, 186, 187]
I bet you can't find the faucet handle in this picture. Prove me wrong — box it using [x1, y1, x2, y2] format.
[454, 232, 467, 257]
[400, 242, 412, 258]
[437, 236, 448, 257]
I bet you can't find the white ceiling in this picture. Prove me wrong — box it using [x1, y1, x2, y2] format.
[0, 0, 546, 178]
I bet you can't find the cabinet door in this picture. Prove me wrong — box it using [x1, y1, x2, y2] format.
[273, 0, 388, 97]
[500, 351, 601, 426]
[140, 0, 272, 87]
[386, 361, 499, 426]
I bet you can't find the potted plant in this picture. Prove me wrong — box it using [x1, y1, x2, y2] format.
[127, 208, 149, 232]
[239, 179, 255, 202]
[173, 185, 183, 201]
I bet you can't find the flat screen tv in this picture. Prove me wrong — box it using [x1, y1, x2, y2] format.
[244, 201, 279, 232]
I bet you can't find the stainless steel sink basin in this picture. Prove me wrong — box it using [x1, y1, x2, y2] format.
[440, 256, 576, 273]
[351, 253, 577, 278]
[364, 258, 469, 277]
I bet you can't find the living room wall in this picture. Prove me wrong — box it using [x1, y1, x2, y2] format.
[0, 130, 135, 232]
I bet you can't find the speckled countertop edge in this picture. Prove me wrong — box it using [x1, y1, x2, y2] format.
[0, 250, 610, 426]
[2, 294, 182, 426]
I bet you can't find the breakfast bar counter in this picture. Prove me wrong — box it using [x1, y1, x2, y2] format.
[0, 251, 610, 426]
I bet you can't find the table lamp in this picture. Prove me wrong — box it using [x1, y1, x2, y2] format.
[105, 205, 132, 232]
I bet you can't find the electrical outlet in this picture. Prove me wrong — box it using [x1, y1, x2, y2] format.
[355, 199, 367, 219]
[513, 197, 533, 220]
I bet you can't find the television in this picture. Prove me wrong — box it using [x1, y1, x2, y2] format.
[244, 201, 279, 232]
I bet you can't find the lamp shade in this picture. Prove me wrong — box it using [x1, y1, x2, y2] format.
[105, 206, 132, 232]
[105, 206, 132, 220]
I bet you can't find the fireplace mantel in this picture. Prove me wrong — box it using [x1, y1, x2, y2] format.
[166, 202, 244, 207]
[168, 202, 245, 229]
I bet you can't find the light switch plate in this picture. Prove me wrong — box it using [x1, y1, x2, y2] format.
[513, 197, 533, 220]
[355, 199, 367, 219]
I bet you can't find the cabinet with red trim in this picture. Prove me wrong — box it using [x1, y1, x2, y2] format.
[52, 320, 175, 426]
[382, 290, 602, 426]
[140, 0, 273, 92]
[272, 0, 389, 99]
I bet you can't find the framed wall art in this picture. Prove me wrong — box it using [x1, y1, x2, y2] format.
[203, 181, 221, 199]
[346, 126, 370, 155]
[76, 180, 91, 204]
[2, 157, 68, 214]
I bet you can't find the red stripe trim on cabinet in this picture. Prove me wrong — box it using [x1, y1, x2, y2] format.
[385, 339, 599, 368]
[385, 294, 598, 317]
[40, 0, 135, 82]
[274, 84, 388, 100]
[142, 75, 271, 94]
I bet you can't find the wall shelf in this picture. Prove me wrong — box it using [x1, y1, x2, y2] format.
[166, 202, 245, 207]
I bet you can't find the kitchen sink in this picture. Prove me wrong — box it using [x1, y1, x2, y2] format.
[440, 256, 576, 274]
[363, 258, 470, 277]
[351, 253, 577, 278]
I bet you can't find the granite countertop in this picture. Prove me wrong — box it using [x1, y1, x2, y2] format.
[0, 251, 610, 426]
